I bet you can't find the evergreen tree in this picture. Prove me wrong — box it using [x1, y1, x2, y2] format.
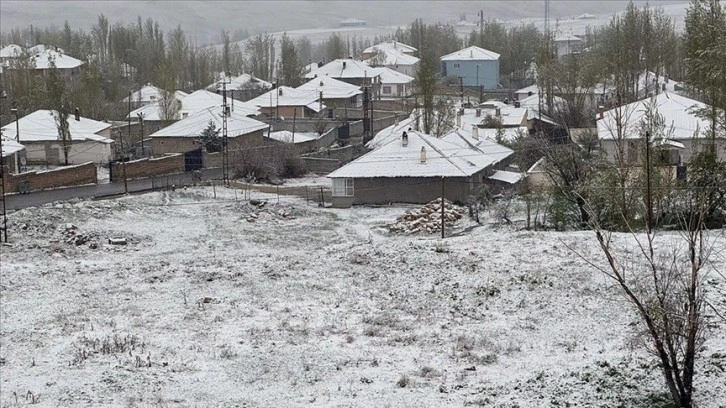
[197, 119, 222, 153]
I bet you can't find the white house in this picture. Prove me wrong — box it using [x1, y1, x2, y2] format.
[0, 110, 113, 165]
[597, 92, 725, 166]
[247, 86, 325, 119]
[128, 89, 259, 121]
[296, 76, 362, 108]
[553, 34, 583, 58]
[363, 48, 419, 77]
[305, 59, 381, 87]
[122, 84, 188, 107]
[361, 40, 417, 59]
[371, 67, 415, 98]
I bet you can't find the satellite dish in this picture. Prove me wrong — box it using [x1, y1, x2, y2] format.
[20, 157, 27, 165]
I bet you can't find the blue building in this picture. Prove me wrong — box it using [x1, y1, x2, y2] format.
[440, 46, 500, 89]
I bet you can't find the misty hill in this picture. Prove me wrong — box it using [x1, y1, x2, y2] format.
[0, 0, 687, 45]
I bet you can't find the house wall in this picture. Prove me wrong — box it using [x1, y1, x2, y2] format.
[385, 62, 418, 77]
[379, 83, 411, 98]
[110, 154, 184, 181]
[24, 141, 113, 165]
[151, 129, 265, 156]
[3, 162, 96, 193]
[441, 59, 499, 89]
[260, 106, 316, 118]
[337, 175, 479, 206]
[600, 138, 726, 166]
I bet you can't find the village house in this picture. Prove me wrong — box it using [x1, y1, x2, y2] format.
[363, 48, 419, 77]
[597, 92, 726, 169]
[122, 84, 189, 109]
[296, 76, 362, 114]
[0, 44, 23, 66]
[553, 34, 583, 58]
[247, 86, 325, 119]
[4, 44, 85, 89]
[361, 40, 417, 59]
[206, 72, 273, 101]
[305, 59, 381, 88]
[328, 128, 515, 207]
[148, 106, 269, 157]
[440, 46, 500, 89]
[0, 109, 113, 165]
[372, 67, 415, 99]
[128, 89, 259, 123]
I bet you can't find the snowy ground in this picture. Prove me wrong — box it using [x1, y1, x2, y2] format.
[1, 186, 724, 407]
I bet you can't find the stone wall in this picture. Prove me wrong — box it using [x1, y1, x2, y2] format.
[3, 162, 97, 193]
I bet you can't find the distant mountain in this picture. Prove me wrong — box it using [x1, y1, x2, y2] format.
[0, 0, 687, 45]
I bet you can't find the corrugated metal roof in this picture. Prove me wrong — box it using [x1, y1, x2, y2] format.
[441, 46, 500, 61]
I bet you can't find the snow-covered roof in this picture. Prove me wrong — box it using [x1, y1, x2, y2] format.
[1, 137, 25, 157]
[459, 105, 528, 129]
[304, 59, 379, 81]
[268, 130, 319, 144]
[207, 73, 273, 92]
[122, 85, 188, 104]
[366, 116, 416, 149]
[489, 170, 523, 184]
[441, 46, 500, 61]
[597, 93, 710, 141]
[328, 130, 500, 179]
[0, 44, 23, 58]
[149, 106, 268, 139]
[1, 110, 112, 143]
[518, 93, 566, 122]
[372, 67, 415, 85]
[296, 76, 362, 100]
[364, 49, 419, 66]
[363, 40, 417, 55]
[31, 48, 83, 69]
[247, 86, 324, 112]
[441, 128, 515, 162]
[554, 34, 582, 42]
[515, 84, 540, 96]
[129, 89, 259, 120]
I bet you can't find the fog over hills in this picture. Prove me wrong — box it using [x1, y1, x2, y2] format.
[1, 1, 687, 45]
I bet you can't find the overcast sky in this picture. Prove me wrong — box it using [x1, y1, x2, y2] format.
[1, 1, 687, 45]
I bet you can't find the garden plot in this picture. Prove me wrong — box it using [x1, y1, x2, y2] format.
[0, 185, 724, 407]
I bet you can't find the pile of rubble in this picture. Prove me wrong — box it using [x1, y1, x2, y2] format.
[242, 200, 298, 223]
[388, 198, 464, 234]
[60, 223, 93, 246]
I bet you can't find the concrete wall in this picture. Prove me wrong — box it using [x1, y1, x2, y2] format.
[3, 162, 96, 193]
[111, 154, 184, 181]
[335, 175, 479, 206]
[302, 157, 341, 175]
[24, 141, 113, 165]
[441, 59, 499, 89]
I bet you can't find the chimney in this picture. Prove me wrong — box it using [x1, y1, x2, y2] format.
[495, 107, 501, 117]
[662, 83, 666, 92]
[598, 105, 605, 119]
[665, 74, 669, 83]
[319, 80, 324, 86]
[74, 107, 80, 121]
[514, 101, 521, 108]
[343, 61, 347, 69]
[394, 113, 399, 125]
[420, 146, 427, 163]
[402, 131, 409, 147]
[475, 108, 481, 117]
[471, 125, 479, 140]
[456, 112, 462, 127]
[470, 49, 473, 58]
[278, 88, 283, 96]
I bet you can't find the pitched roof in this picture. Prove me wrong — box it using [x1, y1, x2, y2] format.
[372, 67, 415, 85]
[364, 49, 419, 66]
[554, 34, 582, 42]
[207, 72, 273, 91]
[296, 76, 362, 99]
[328, 129, 499, 179]
[129, 89, 259, 120]
[0, 44, 23, 58]
[363, 40, 417, 55]
[304, 59, 379, 81]
[247, 86, 324, 112]
[149, 106, 268, 138]
[1, 137, 25, 157]
[268, 130, 320, 144]
[597, 92, 710, 141]
[0, 110, 112, 143]
[366, 116, 416, 149]
[441, 46, 500, 61]
[441, 128, 515, 162]
[31, 48, 84, 69]
[122, 84, 188, 103]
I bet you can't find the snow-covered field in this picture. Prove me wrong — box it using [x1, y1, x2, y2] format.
[1, 186, 724, 407]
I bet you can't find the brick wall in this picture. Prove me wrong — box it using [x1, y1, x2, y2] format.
[111, 154, 184, 181]
[3, 162, 97, 193]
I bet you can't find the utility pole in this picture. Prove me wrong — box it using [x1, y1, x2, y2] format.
[0, 89, 8, 242]
[10, 108, 20, 173]
[136, 112, 145, 157]
[220, 80, 231, 186]
[292, 108, 297, 144]
[441, 177, 445, 239]
[120, 91, 129, 193]
[459, 76, 464, 106]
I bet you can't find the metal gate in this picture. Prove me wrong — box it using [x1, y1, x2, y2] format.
[184, 148, 203, 172]
[338, 123, 350, 139]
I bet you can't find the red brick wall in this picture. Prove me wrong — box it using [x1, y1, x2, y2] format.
[3, 162, 97, 193]
[111, 154, 184, 181]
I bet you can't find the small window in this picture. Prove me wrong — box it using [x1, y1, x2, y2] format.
[332, 178, 354, 197]
[382, 86, 392, 94]
[397, 84, 403, 94]
[453, 63, 460, 69]
[182, 112, 189, 118]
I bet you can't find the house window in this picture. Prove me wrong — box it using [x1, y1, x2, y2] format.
[397, 84, 403, 94]
[382, 86, 392, 94]
[453, 63, 460, 69]
[332, 178, 354, 197]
